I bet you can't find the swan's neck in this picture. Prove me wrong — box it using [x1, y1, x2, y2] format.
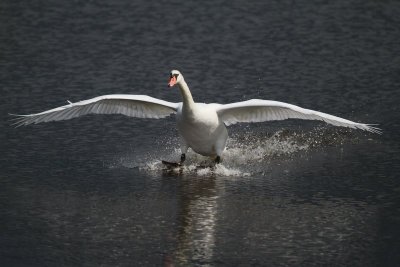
[178, 79, 195, 110]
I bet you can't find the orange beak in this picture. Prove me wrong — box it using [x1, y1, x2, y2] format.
[168, 76, 177, 87]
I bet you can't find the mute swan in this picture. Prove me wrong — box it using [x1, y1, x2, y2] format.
[13, 70, 381, 164]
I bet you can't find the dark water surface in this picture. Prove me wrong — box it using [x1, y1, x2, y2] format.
[1, 0, 400, 266]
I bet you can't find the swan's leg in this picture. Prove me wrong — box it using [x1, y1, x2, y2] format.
[161, 152, 185, 167]
[179, 137, 188, 164]
[162, 138, 188, 167]
[214, 126, 227, 165]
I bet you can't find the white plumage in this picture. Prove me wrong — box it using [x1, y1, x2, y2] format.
[215, 99, 380, 132]
[13, 95, 178, 124]
[12, 70, 381, 162]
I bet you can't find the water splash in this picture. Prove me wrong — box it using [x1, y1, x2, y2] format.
[139, 160, 246, 177]
[110, 127, 366, 177]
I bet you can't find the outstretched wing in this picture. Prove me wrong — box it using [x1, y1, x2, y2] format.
[12, 94, 180, 126]
[216, 99, 381, 134]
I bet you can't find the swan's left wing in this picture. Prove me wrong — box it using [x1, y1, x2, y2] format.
[11, 94, 180, 126]
[215, 99, 381, 134]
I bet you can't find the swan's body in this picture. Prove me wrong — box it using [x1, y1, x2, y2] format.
[176, 103, 228, 157]
[13, 70, 381, 163]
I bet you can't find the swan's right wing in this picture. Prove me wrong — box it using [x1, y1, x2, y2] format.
[12, 94, 180, 126]
[215, 99, 381, 134]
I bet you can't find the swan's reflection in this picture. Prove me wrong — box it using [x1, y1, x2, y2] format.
[166, 174, 219, 266]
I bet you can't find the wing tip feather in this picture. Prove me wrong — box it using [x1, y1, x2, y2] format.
[365, 125, 382, 134]
[9, 114, 29, 127]
[357, 123, 382, 134]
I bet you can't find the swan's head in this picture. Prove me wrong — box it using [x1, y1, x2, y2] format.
[168, 70, 183, 87]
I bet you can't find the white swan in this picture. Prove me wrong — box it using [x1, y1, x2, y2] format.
[13, 70, 381, 163]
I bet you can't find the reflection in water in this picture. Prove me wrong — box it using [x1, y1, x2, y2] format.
[169, 175, 219, 266]
[5, 167, 383, 266]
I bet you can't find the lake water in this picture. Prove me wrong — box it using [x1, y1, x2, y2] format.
[1, 0, 400, 266]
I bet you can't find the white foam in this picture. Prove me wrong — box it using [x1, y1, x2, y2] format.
[137, 160, 245, 177]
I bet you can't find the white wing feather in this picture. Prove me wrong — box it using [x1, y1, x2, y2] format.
[12, 94, 180, 126]
[216, 99, 381, 134]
